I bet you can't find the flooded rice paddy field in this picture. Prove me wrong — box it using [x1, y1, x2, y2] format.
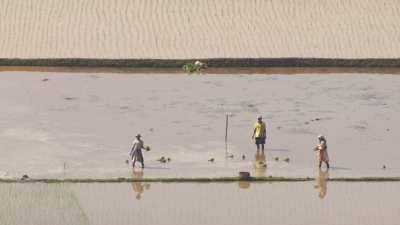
[1, 181, 399, 225]
[0, 70, 399, 179]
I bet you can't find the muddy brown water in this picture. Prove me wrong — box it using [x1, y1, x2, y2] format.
[0, 71, 400, 179]
[1, 181, 399, 225]
[0, 69, 399, 224]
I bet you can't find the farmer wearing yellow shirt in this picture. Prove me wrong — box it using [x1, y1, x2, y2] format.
[252, 116, 267, 152]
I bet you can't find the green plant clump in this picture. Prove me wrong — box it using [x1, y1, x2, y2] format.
[183, 63, 201, 73]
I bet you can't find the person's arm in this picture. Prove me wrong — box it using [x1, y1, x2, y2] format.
[320, 141, 327, 150]
[252, 127, 256, 139]
[262, 124, 267, 138]
[138, 140, 144, 150]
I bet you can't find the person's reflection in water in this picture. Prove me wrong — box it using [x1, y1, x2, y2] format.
[254, 150, 267, 177]
[131, 169, 151, 200]
[314, 168, 329, 199]
[238, 181, 251, 189]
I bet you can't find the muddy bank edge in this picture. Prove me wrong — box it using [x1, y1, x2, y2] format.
[2, 177, 400, 183]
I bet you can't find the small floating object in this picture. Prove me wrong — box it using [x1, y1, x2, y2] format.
[242, 154, 246, 160]
[283, 157, 290, 163]
[277, 126, 282, 130]
[227, 154, 234, 159]
[157, 156, 167, 163]
[21, 174, 29, 180]
[125, 159, 129, 164]
[144, 146, 151, 151]
[42, 78, 49, 82]
[208, 158, 215, 162]
[255, 161, 267, 168]
[382, 165, 386, 169]
[386, 128, 390, 131]
[274, 157, 279, 161]
[167, 157, 171, 162]
[239, 171, 251, 180]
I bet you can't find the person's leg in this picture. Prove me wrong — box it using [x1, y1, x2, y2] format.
[261, 144, 265, 151]
[319, 161, 322, 168]
[326, 162, 330, 169]
[132, 158, 136, 168]
[141, 160, 145, 168]
[255, 138, 260, 151]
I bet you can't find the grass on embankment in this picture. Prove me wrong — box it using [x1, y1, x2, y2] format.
[1, 176, 400, 183]
[1, 58, 400, 68]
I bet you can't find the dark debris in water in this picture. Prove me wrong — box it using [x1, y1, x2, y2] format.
[283, 158, 290, 163]
[157, 156, 167, 163]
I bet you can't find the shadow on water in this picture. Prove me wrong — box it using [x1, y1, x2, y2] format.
[141, 166, 170, 170]
[264, 148, 291, 152]
[329, 166, 351, 171]
[131, 169, 151, 200]
[314, 168, 329, 199]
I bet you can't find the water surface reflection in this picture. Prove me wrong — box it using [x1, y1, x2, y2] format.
[254, 150, 267, 177]
[131, 169, 151, 200]
[314, 168, 329, 199]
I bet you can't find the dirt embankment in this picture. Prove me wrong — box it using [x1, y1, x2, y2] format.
[1, 58, 400, 69]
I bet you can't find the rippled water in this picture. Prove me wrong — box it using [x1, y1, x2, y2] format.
[1, 181, 399, 225]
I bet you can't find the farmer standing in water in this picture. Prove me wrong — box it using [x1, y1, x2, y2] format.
[252, 116, 267, 152]
[130, 134, 147, 168]
[314, 135, 330, 169]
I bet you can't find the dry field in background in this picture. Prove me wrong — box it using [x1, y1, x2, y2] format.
[1, 0, 399, 59]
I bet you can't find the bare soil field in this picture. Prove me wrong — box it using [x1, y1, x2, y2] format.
[1, 0, 400, 59]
